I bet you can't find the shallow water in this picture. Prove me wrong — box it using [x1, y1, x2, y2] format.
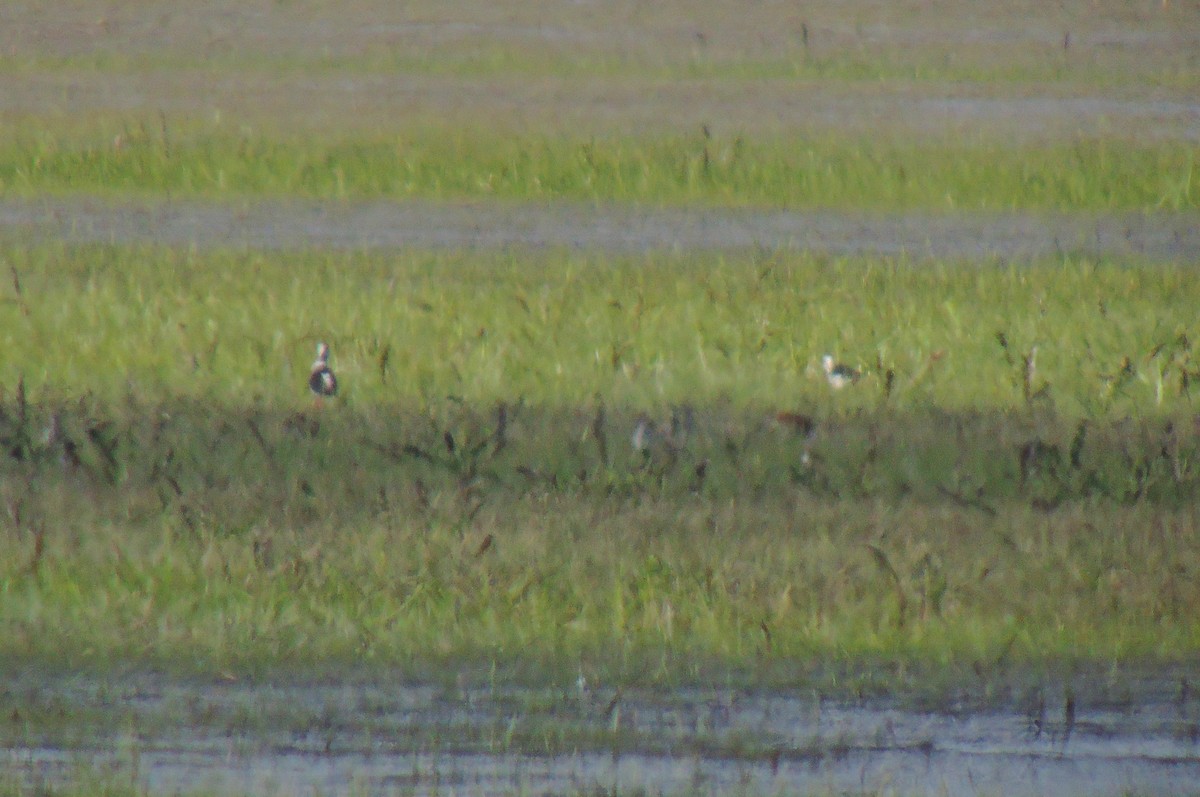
[5, 670, 1198, 796]
[3, 197, 1198, 262]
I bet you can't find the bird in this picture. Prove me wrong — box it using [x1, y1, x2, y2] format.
[632, 410, 692, 459]
[822, 354, 860, 389]
[774, 411, 816, 439]
[774, 411, 818, 466]
[631, 414, 656, 457]
[308, 342, 338, 404]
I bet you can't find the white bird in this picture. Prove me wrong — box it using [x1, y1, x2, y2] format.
[822, 354, 860, 389]
[309, 342, 338, 403]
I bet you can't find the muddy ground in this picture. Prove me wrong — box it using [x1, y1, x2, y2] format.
[4, 197, 1199, 261]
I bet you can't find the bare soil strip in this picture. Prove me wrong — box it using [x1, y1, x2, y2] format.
[3, 197, 1197, 261]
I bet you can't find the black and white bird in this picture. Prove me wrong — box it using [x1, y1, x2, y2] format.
[309, 342, 338, 403]
[822, 354, 860, 390]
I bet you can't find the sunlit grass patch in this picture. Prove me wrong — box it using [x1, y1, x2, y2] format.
[2, 243, 1198, 415]
[1, 125, 1195, 211]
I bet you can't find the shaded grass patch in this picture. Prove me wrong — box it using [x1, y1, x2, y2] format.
[2, 394, 1197, 673]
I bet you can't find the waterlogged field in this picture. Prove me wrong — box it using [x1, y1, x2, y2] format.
[2, 0, 1199, 794]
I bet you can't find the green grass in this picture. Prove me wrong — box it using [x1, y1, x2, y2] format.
[0, 780, 150, 797]
[1, 243, 1197, 676]
[1, 126, 1195, 211]
[6, 427, 1197, 672]
[3, 244, 1199, 414]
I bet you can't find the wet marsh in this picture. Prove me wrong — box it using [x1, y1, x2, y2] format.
[3, 666, 1199, 796]
[2, 0, 1199, 793]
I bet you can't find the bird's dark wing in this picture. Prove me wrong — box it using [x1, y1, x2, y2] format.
[309, 367, 338, 396]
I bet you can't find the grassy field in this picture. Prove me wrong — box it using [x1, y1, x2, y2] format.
[2, 244, 1197, 680]
[2, 0, 1197, 212]
[4, 244, 1199, 413]
[1, 127, 1196, 211]
[2, 2, 1198, 792]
